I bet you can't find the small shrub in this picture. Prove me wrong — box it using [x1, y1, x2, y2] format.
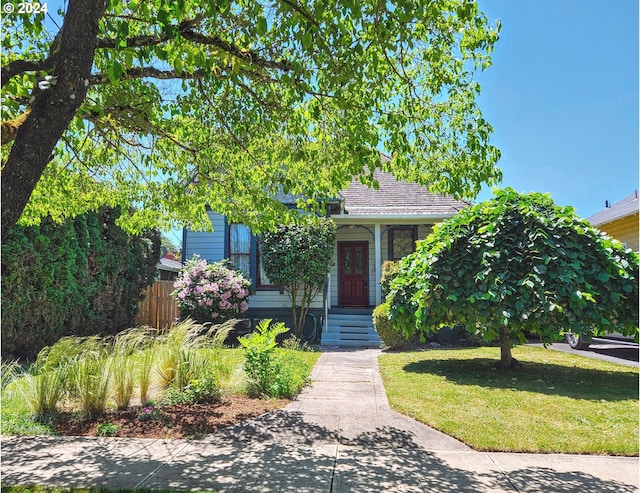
[172, 256, 252, 322]
[162, 373, 222, 405]
[175, 347, 210, 391]
[110, 353, 136, 410]
[239, 320, 311, 398]
[280, 336, 315, 352]
[374, 302, 409, 350]
[20, 336, 100, 420]
[96, 422, 120, 437]
[239, 319, 288, 397]
[155, 319, 234, 390]
[155, 320, 203, 388]
[269, 350, 311, 399]
[380, 260, 400, 298]
[137, 347, 156, 406]
[110, 327, 157, 406]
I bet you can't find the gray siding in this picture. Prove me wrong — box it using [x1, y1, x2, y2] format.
[183, 211, 226, 263]
[251, 288, 323, 309]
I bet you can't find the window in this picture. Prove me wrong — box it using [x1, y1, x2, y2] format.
[390, 227, 416, 260]
[229, 223, 251, 277]
[257, 242, 277, 287]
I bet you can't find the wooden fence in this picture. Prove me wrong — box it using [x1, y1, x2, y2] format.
[135, 281, 179, 329]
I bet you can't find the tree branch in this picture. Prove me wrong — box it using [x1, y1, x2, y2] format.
[1, 30, 62, 87]
[95, 14, 292, 72]
[278, 0, 318, 27]
[96, 34, 169, 49]
[89, 67, 209, 85]
[179, 28, 293, 71]
[1, 110, 30, 144]
[235, 80, 281, 110]
[95, 15, 201, 48]
[1, 59, 55, 87]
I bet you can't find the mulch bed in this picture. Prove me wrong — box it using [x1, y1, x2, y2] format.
[51, 395, 288, 439]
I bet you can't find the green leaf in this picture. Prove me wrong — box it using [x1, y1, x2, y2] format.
[301, 31, 312, 50]
[106, 61, 123, 84]
[257, 17, 267, 35]
[534, 265, 547, 275]
[174, 58, 184, 76]
[124, 51, 134, 68]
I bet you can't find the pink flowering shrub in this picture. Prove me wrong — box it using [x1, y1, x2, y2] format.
[172, 256, 253, 322]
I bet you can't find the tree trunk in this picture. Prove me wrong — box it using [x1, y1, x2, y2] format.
[1, 0, 108, 243]
[498, 325, 515, 369]
[288, 284, 302, 338]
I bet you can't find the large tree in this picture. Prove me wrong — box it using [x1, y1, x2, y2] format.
[388, 188, 639, 369]
[2, 0, 501, 242]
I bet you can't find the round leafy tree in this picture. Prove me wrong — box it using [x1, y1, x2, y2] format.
[259, 217, 336, 337]
[388, 188, 639, 369]
[172, 256, 252, 323]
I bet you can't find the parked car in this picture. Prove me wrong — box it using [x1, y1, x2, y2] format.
[565, 331, 638, 350]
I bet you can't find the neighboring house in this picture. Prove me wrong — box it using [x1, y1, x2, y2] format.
[587, 191, 639, 252]
[182, 169, 469, 346]
[157, 250, 182, 281]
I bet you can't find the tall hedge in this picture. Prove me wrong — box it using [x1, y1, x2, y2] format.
[1, 207, 160, 361]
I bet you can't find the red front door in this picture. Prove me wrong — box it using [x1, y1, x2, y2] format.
[338, 242, 369, 306]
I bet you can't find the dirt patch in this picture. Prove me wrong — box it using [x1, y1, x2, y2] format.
[52, 395, 288, 439]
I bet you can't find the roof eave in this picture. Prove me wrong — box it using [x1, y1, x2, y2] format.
[589, 210, 639, 226]
[331, 213, 455, 223]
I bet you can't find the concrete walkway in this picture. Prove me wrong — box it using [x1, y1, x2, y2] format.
[2, 349, 638, 492]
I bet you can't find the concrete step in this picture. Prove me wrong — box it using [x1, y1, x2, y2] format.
[326, 324, 373, 334]
[322, 312, 380, 347]
[321, 333, 380, 348]
[325, 332, 376, 341]
[329, 313, 373, 325]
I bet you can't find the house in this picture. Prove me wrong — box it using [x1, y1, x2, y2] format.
[157, 249, 183, 281]
[587, 191, 639, 252]
[182, 169, 470, 346]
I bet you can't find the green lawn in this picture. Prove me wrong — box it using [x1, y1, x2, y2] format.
[378, 346, 639, 455]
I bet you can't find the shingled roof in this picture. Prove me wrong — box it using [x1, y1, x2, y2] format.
[587, 191, 639, 226]
[338, 170, 470, 216]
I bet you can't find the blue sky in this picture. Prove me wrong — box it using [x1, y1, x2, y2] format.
[473, 0, 639, 219]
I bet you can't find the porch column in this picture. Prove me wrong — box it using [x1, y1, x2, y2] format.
[374, 223, 382, 306]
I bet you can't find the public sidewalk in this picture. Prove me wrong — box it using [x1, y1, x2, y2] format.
[2, 349, 638, 492]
